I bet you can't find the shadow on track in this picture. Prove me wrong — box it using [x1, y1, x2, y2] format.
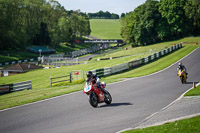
[99, 102, 133, 108]
[185, 81, 199, 84]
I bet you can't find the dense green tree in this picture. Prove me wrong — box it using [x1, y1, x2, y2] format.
[121, 0, 199, 46]
[33, 22, 51, 45]
[57, 17, 72, 43]
[121, 0, 160, 46]
[0, 0, 91, 50]
[184, 0, 200, 36]
[70, 11, 91, 38]
[159, 0, 187, 38]
[120, 13, 126, 18]
[88, 11, 119, 19]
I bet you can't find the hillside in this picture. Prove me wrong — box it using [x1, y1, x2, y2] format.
[90, 19, 122, 39]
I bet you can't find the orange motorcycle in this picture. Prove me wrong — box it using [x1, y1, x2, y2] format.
[178, 69, 187, 84]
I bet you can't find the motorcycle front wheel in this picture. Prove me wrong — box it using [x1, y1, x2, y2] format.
[104, 90, 112, 105]
[89, 92, 98, 107]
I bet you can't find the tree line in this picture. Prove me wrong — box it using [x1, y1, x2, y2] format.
[121, 0, 200, 46]
[0, 0, 91, 50]
[88, 11, 119, 19]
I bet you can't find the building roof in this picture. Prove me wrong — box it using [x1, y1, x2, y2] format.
[2, 63, 43, 72]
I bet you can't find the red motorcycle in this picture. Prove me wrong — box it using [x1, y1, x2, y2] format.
[84, 81, 112, 107]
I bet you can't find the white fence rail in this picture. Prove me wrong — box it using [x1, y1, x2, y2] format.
[91, 43, 182, 77]
[13, 80, 32, 91]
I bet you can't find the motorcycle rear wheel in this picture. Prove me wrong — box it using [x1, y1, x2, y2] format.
[89, 92, 98, 107]
[181, 76, 185, 84]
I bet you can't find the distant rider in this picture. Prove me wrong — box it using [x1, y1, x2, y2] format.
[177, 62, 188, 77]
[86, 71, 106, 94]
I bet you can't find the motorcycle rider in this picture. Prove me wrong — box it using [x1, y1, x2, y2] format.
[86, 71, 106, 94]
[177, 62, 188, 78]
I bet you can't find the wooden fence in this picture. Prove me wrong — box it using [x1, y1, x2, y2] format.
[50, 73, 72, 87]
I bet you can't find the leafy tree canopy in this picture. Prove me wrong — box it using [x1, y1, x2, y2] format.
[121, 0, 200, 46]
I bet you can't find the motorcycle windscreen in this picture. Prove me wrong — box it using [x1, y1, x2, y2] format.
[84, 83, 92, 93]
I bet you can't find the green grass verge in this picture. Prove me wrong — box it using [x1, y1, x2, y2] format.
[90, 19, 122, 39]
[124, 115, 200, 133]
[184, 84, 200, 96]
[0, 37, 199, 110]
[101, 44, 198, 83]
[0, 85, 83, 110]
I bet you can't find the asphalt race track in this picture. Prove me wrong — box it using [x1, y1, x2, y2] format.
[0, 47, 199, 133]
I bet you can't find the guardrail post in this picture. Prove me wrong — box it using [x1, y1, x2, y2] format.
[70, 72, 72, 83]
[50, 76, 52, 87]
[29, 81, 32, 90]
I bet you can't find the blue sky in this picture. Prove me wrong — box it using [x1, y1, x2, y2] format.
[56, 0, 146, 15]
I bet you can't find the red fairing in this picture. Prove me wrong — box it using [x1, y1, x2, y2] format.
[84, 81, 105, 102]
[84, 80, 112, 107]
[94, 87, 105, 103]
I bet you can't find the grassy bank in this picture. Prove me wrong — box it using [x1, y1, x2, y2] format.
[185, 84, 200, 96]
[124, 115, 200, 133]
[101, 44, 198, 83]
[0, 37, 199, 110]
[90, 19, 122, 39]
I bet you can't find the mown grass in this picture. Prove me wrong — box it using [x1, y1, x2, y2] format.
[185, 84, 200, 96]
[124, 115, 200, 133]
[91, 43, 170, 61]
[101, 44, 198, 83]
[0, 37, 199, 110]
[90, 19, 122, 39]
[1, 43, 194, 89]
[55, 43, 93, 54]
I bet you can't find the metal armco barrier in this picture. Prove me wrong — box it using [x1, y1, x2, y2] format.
[96, 69, 104, 78]
[0, 81, 32, 94]
[71, 44, 110, 58]
[128, 60, 141, 68]
[0, 84, 13, 94]
[13, 80, 32, 91]
[90, 43, 182, 78]
[104, 67, 112, 76]
[0, 58, 35, 67]
[111, 63, 129, 74]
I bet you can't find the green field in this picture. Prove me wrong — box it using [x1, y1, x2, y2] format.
[90, 19, 122, 39]
[185, 83, 200, 96]
[1, 17, 199, 131]
[0, 37, 199, 110]
[0, 18, 123, 63]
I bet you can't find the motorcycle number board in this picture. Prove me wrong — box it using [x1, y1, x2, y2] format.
[84, 85, 91, 92]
